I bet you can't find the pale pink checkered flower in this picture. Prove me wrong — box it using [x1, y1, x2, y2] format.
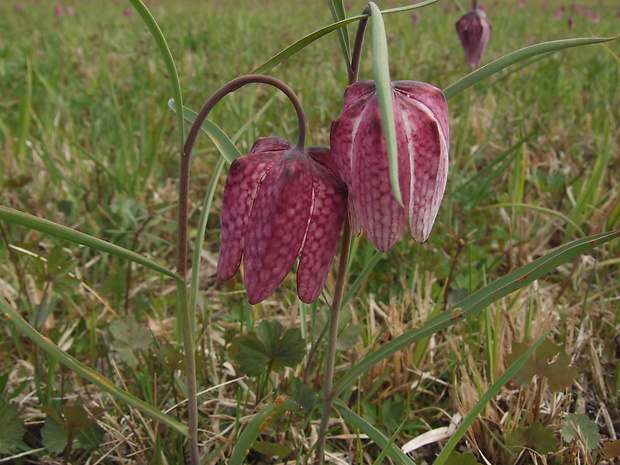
[456, 9, 492, 68]
[217, 137, 347, 304]
[330, 80, 449, 252]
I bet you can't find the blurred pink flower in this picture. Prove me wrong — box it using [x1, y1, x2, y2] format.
[411, 12, 420, 25]
[554, 9, 563, 20]
[54, 5, 63, 17]
[67, 7, 75, 16]
[456, 9, 492, 68]
[518, 0, 526, 7]
[123, 8, 131, 17]
[591, 12, 600, 23]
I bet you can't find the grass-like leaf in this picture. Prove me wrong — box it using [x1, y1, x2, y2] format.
[251, 0, 437, 75]
[0, 298, 189, 437]
[369, 2, 402, 207]
[444, 35, 619, 100]
[433, 331, 549, 465]
[229, 395, 300, 465]
[0, 206, 179, 281]
[335, 401, 417, 465]
[168, 99, 242, 163]
[327, 0, 351, 71]
[333, 230, 620, 397]
[128, 0, 184, 150]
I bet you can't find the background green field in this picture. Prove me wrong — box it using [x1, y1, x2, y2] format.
[1, 0, 619, 463]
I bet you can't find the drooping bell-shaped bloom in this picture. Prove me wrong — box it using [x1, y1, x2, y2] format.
[217, 137, 347, 304]
[455, 9, 492, 69]
[330, 80, 449, 252]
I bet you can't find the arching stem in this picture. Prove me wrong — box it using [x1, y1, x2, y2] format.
[176, 75, 306, 465]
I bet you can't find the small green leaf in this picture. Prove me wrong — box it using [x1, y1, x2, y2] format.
[41, 416, 68, 454]
[507, 422, 558, 454]
[251, 440, 291, 459]
[0, 403, 25, 454]
[444, 451, 482, 465]
[561, 413, 601, 451]
[230, 320, 306, 377]
[507, 340, 579, 392]
[109, 320, 152, 367]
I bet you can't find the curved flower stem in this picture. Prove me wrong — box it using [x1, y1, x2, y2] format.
[176, 75, 306, 465]
[314, 218, 352, 465]
[178, 74, 307, 278]
[349, 5, 370, 84]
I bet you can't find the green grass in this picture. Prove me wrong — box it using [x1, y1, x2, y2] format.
[1, 0, 619, 464]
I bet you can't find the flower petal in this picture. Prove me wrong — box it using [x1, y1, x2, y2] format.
[395, 83, 449, 241]
[217, 152, 279, 281]
[297, 150, 348, 303]
[243, 152, 313, 304]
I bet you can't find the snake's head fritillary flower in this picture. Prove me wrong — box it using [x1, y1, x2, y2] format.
[217, 137, 347, 304]
[455, 9, 492, 69]
[330, 80, 449, 252]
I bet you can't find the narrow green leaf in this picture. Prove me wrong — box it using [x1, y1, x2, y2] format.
[251, 0, 437, 75]
[128, 0, 184, 149]
[168, 99, 242, 164]
[444, 35, 619, 100]
[433, 331, 551, 465]
[335, 401, 417, 465]
[0, 299, 189, 437]
[369, 3, 402, 207]
[327, 0, 351, 69]
[342, 251, 383, 307]
[333, 230, 620, 396]
[230, 396, 300, 465]
[0, 206, 180, 282]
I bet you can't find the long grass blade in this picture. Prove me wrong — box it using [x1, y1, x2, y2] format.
[168, 99, 242, 163]
[432, 330, 551, 465]
[251, 0, 437, 75]
[332, 230, 620, 396]
[335, 401, 417, 465]
[128, 0, 184, 149]
[369, 2, 402, 207]
[0, 298, 189, 437]
[0, 206, 179, 281]
[443, 35, 619, 100]
[327, 0, 351, 70]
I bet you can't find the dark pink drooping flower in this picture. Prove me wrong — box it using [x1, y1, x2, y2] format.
[456, 9, 492, 69]
[330, 81, 449, 252]
[217, 137, 347, 304]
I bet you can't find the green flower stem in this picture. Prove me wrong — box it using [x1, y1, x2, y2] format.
[314, 218, 352, 465]
[349, 5, 369, 84]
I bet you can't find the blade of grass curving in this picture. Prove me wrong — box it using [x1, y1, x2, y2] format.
[0, 206, 179, 281]
[335, 401, 417, 465]
[369, 2, 402, 207]
[327, 0, 351, 71]
[230, 396, 301, 465]
[432, 330, 551, 465]
[483, 203, 585, 237]
[332, 230, 620, 397]
[188, 156, 226, 330]
[0, 298, 189, 437]
[443, 35, 619, 100]
[168, 99, 242, 164]
[128, 0, 184, 149]
[342, 250, 384, 307]
[251, 0, 437, 75]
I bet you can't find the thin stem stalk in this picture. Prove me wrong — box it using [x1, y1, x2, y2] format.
[314, 219, 352, 465]
[176, 75, 307, 465]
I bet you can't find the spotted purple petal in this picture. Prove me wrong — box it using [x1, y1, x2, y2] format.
[217, 137, 347, 304]
[330, 80, 449, 251]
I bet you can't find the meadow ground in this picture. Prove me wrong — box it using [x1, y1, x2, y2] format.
[0, 0, 619, 463]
